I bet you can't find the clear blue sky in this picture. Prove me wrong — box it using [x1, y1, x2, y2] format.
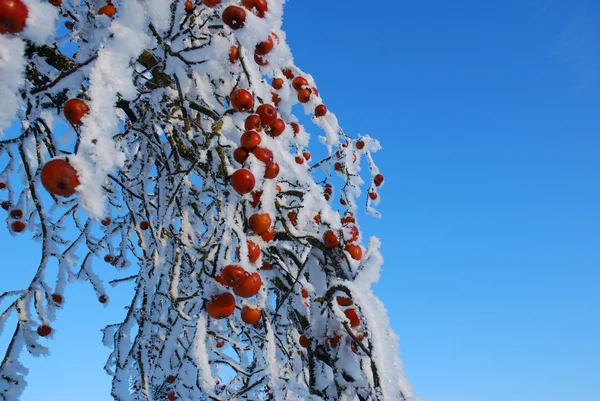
[1, 1, 599, 401]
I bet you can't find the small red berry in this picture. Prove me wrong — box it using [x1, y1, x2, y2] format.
[10, 209, 23, 219]
[11, 221, 25, 232]
[37, 325, 52, 337]
[51, 293, 63, 304]
[314, 104, 327, 117]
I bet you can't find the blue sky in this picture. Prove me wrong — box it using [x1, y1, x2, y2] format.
[1, 1, 599, 401]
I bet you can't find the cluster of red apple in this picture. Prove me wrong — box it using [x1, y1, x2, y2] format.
[272, 72, 327, 118]
[331, 296, 365, 354]
[319, 211, 363, 261]
[0, 182, 28, 232]
[299, 294, 364, 353]
[230, 89, 283, 191]
[207, 264, 263, 326]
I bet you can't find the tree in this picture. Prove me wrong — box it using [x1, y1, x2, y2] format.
[0, 0, 414, 400]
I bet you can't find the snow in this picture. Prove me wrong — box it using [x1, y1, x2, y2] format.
[21, 0, 58, 45]
[0, 36, 25, 133]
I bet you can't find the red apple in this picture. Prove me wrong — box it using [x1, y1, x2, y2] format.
[234, 272, 262, 297]
[323, 230, 339, 248]
[228, 45, 238, 63]
[230, 169, 255, 195]
[0, 0, 28, 34]
[250, 190, 262, 208]
[252, 147, 273, 164]
[256, 104, 277, 126]
[222, 6, 246, 30]
[241, 306, 262, 325]
[271, 92, 281, 106]
[313, 214, 321, 225]
[230, 89, 254, 112]
[255, 35, 274, 56]
[184, 0, 193, 12]
[234, 147, 249, 164]
[341, 214, 355, 225]
[202, 0, 220, 6]
[206, 292, 236, 319]
[347, 225, 359, 242]
[336, 296, 353, 306]
[374, 174, 384, 186]
[269, 119, 285, 137]
[255, 53, 270, 66]
[287, 211, 297, 226]
[299, 335, 311, 348]
[264, 162, 279, 179]
[219, 265, 246, 287]
[240, 130, 261, 150]
[9, 209, 22, 219]
[292, 76, 308, 91]
[294, 156, 304, 165]
[246, 240, 260, 263]
[356, 140, 365, 150]
[314, 104, 327, 117]
[63, 99, 89, 125]
[282, 68, 294, 79]
[297, 89, 311, 103]
[241, 0, 267, 18]
[41, 159, 80, 197]
[345, 244, 362, 260]
[344, 308, 360, 327]
[272, 78, 284, 90]
[244, 114, 262, 132]
[98, 4, 116, 18]
[260, 227, 275, 242]
[290, 122, 300, 135]
[249, 213, 271, 234]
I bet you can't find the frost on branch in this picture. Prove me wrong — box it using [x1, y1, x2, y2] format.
[0, 0, 413, 400]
